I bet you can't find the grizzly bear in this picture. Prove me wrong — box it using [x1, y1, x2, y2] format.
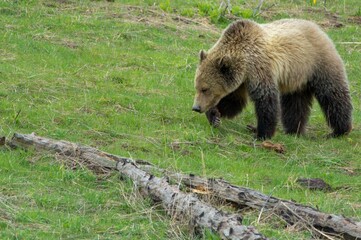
[192, 19, 352, 139]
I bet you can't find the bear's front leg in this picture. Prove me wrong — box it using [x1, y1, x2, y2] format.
[205, 107, 221, 127]
[248, 81, 279, 139]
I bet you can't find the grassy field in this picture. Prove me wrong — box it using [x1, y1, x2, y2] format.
[0, 0, 360, 239]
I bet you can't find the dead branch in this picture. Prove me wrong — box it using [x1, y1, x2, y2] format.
[10, 133, 267, 240]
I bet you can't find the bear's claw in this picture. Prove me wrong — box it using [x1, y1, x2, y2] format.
[212, 117, 221, 127]
[206, 108, 221, 128]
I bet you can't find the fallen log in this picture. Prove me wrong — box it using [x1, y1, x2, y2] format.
[149, 170, 361, 239]
[105, 153, 361, 239]
[10, 133, 361, 239]
[10, 133, 267, 240]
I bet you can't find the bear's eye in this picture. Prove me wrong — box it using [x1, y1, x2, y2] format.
[220, 65, 230, 75]
[201, 88, 209, 94]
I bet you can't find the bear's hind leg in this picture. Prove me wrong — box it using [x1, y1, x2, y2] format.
[281, 89, 313, 135]
[311, 68, 353, 137]
[314, 85, 352, 137]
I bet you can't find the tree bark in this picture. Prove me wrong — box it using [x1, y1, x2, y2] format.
[10, 133, 267, 240]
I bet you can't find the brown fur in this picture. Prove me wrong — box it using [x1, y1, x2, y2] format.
[193, 19, 352, 139]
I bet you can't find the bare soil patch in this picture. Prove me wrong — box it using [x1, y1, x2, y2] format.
[348, 16, 361, 25]
[114, 5, 220, 35]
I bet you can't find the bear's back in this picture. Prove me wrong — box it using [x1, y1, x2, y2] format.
[262, 19, 332, 49]
[261, 19, 340, 93]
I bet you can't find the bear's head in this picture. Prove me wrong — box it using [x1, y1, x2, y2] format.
[192, 20, 264, 114]
[192, 49, 245, 113]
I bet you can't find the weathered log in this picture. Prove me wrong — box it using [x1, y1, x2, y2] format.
[156, 171, 361, 239]
[10, 133, 361, 239]
[10, 133, 267, 240]
[89, 150, 361, 239]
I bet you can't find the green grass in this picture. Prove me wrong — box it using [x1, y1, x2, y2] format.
[0, 0, 360, 239]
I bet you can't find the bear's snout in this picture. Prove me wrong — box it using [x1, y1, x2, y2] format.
[192, 105, 202, 113]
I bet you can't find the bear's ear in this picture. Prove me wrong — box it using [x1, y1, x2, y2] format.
[218, 55, 232, 74]
[199, 50, 207, 62]
[224, 20, 251, 39]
